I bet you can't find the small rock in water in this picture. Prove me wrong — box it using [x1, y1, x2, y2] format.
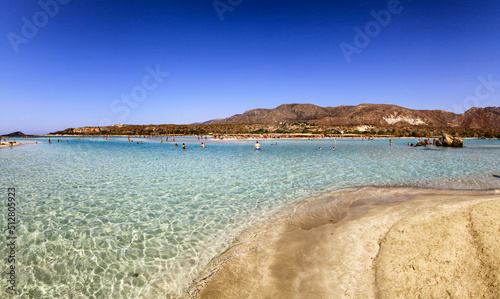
[435, 132, 463, 147]
[415, 139, 430, 147]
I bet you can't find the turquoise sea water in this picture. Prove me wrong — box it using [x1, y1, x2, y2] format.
[1, 137, 499, 298]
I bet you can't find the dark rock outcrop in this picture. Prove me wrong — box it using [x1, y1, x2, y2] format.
[436, 133, 463, 147]
[415, 139, 431, 147]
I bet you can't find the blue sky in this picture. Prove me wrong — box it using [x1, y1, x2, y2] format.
[1, 0, 499, 134]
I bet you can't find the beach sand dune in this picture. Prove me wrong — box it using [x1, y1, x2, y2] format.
[189, 188, 500, 298]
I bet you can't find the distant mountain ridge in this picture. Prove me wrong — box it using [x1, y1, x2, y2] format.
[50, 104, 500, 136]
[202, 104, 500, 131]
[1, 131, 26, 137]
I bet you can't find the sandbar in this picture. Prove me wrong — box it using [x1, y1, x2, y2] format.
[0, 141, 21, 148]
[188, 187, 500, 298]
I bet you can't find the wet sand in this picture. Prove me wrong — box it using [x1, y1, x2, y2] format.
[188, 187, 500, 298]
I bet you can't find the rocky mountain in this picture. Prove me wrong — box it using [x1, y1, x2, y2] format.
[50, 104, 500, 136]
[204, 104, 500, 130]
[459, 106, 500, 131]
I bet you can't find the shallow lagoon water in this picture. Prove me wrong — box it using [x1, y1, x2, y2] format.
[1, 137, 499, 298]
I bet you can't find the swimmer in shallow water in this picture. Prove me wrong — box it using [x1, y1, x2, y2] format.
[254, 141, 261, 150]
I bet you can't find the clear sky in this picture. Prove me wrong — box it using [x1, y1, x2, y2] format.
[1, 0, 499, 134]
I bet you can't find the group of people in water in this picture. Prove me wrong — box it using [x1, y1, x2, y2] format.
[43, 138, 341, 151]
[34, 136, 406, 151]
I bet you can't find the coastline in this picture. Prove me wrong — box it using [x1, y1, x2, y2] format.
[187, 187, 500, 298]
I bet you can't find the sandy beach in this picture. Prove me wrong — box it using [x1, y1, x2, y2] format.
[0, 141, 21, 148]
[188, 187, 500, 298]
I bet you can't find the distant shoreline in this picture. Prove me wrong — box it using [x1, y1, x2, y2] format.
[7, 135, 500, 143]
[31, 133, 500, 139]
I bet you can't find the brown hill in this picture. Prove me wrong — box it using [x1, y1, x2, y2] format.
[50, 104, 499, 136]
[206, 104, 499, 130]
[2, 131, 26, 137]
[459, 107, 500, 131]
